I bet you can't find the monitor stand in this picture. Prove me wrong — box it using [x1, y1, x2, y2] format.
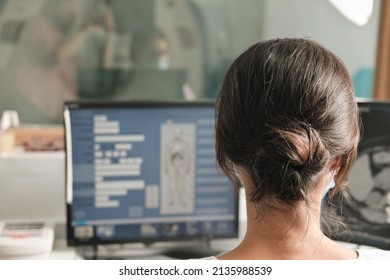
[162, 247, 222, 259]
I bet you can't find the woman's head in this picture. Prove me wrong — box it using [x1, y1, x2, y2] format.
[131, 27, 170, 69]
[216, 38, 360, 210]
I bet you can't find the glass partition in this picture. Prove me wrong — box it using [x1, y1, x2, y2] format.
[0, 0, 381, 124]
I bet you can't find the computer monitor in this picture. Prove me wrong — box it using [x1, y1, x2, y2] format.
[64, 101, 238, 250]
[334, 100, 390, 250]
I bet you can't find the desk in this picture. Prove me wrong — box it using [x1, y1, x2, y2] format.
[5, 237, 376, 260]
[37, 233, 243, 260]
[0, 239, 79, 260]
[69, 237, 242, 260]
[46, 239, 81, 260]
[2, 219, 374, 260]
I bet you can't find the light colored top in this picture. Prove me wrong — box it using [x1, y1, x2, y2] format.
[356, 249, 390, 260]
[201, 249, 390, 260]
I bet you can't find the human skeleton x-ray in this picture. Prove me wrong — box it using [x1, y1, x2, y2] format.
[165, 128, 190, 205]
[160, 123, 195, 214]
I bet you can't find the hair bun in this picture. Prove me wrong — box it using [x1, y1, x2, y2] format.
[251, 123, 330, 202]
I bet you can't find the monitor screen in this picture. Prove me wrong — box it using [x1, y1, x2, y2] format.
[64, 101, 238, 247]
[335, 100, 390, 250]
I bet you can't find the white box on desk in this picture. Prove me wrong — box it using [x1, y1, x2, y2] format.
[0, 151, 65, 223]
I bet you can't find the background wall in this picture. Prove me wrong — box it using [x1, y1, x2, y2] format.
[263, 0, 381, 98]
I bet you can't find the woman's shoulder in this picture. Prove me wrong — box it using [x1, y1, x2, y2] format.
[356, 248, 390, 260]
[197, 249, 390, 260]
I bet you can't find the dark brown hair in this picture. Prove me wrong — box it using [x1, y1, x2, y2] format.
[216, 38, 360, 211]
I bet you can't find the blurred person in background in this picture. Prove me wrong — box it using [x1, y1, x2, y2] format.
[0, 0, 117, 123]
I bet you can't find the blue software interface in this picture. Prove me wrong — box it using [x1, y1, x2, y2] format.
[65, 104, 237, 244]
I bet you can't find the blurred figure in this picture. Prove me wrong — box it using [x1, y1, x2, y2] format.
[130, 27, 170, 70]
[1, 0, 78, 123]
[73, 0, 118, 69]
[116, 26, 195, 100]
[1, 0, 117, 123]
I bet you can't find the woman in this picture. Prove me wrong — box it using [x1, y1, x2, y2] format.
[211, 38, 390, 259]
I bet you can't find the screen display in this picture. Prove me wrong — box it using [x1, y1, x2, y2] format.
[64, 102, 238, 246]
[336, 101, 390, 249]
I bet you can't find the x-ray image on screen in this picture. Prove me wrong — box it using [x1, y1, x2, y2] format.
[334, 102, 390, 250]
[160, 123, 195, 214]
[348, 140, 390, 224]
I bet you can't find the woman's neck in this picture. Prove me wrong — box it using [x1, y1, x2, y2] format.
[219, 197, 357, 260]
[244, 200, 325, 258]
[219, 169, 358, 259]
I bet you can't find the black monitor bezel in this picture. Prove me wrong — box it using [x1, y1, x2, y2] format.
[64, 100, 239, 247]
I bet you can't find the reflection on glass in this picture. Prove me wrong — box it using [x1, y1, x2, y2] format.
[0, 0, 380, 124]
[328, 0, 374, 26]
